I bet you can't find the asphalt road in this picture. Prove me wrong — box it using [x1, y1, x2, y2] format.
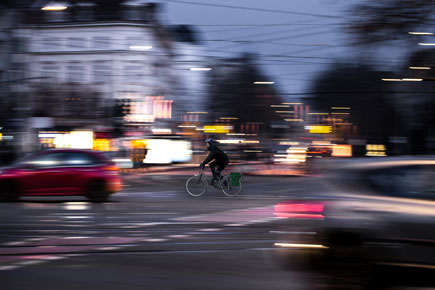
[1, 172, 427, 290]
[0, 173, 328, 290]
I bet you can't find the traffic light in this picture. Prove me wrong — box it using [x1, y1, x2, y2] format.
[121, 99, 131, 116]
[113, 99, 131, 117]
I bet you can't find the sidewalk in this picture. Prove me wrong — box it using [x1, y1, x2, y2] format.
[120, 161, 306, 177]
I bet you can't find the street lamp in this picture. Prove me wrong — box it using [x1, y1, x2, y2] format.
[190, 68, 212, 71]
[409, 32, 433, 35]
[41, 1, 68, 11]
[129, 45, 153, 51]
[253, 81, 274, 85]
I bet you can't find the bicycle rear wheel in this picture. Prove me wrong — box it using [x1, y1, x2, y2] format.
[220, 175, 242, 197]
[186, 175, 207, 197]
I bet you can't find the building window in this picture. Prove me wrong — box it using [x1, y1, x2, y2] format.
[124, 65, 143, 82]
[68, 37, 86, 49]
[42, 64, 59, 80]
[9, 63, 24, 81]
[93, 64, 111, 83]
[67, 65, 85, 82]
[126, 36, 144, 49]
[13, 37, 26, 53]
[76, 4, 94, 21]
[45, 10, 68, 22]
[93, 37, 111, 49]
[43, 38, 62, 51]
[122, 6, 144, 21]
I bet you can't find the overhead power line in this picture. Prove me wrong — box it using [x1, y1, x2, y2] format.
[163, 0, 344, 19]
[189, 23, 344, 27]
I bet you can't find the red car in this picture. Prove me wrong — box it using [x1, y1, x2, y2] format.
[0, 149, 122, 202]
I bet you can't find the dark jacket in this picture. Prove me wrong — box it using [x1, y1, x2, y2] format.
[202, 142, 229, 164]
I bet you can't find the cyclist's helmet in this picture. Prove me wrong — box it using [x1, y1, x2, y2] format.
[205, 138, 215, 144]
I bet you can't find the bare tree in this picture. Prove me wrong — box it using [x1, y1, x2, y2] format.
[349, 0, 435, 45]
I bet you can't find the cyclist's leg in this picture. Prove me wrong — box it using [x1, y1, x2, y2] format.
[216, 161, 228, 180]
[209, 161, 219, 181]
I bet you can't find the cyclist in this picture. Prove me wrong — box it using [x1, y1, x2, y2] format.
[200, 138, 229, 184]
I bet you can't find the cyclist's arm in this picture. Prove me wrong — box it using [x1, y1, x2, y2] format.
[202, 151, 214, 165]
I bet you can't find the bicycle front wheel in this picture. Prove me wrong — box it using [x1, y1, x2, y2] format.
[186, 175, 207, 197]
[220, 175, 242, 197]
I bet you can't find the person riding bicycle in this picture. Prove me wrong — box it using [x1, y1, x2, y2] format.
[200, 138, 229, 184]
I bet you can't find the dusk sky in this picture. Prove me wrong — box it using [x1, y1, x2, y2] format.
[157, 0, 356, 101]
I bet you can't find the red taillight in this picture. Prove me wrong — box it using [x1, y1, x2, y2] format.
[274, 201, 325, 219]
[103, 165, 119, 172]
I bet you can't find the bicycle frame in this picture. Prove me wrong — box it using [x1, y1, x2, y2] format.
[186, 168, 241, 197]
[197, 169, 225, 188]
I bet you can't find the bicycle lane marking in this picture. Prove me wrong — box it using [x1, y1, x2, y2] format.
[171, 205, 276, 226]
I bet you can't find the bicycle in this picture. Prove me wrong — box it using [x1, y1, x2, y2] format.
[185, 168, 242, 197]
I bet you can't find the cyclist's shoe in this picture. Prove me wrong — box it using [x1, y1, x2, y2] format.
[212, 179, 220, 188]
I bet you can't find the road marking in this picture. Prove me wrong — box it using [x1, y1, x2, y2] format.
[198, 228, 221, 232]
[126, 212, 179, 215]
[16, 260, 45, 266]
[97, 247, 120, 251]
[43, 256, 66, 261]
[64, 216, 91, 219]
[117, 191, 179, 197]
[3, 241, 27, 246]
[141, 238, 168, 242]
[119, 225, 142, 229]
[166, 235, 191, 239]
[0, 265, 20, 271]
[26, 238, 45, 242]
[133, 221, 209, 227]
[173, 205, 275, 225]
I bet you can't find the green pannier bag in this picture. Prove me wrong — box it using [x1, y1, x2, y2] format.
[230, 172, 241, 186]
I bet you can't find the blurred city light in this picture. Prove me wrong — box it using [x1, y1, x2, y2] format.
[305, 125, 332, 134]
[253, 81, 274, 84]
[203, 125, 231, 133]
[129, 45, 153, 50]
[0, 2, 434, 174]
[41, 6, 68, 11]
[409, 32, 433, 35]
[366, 144, 387, 156]
[382, 78, 403, 81]
[332, 144, 352, 157]
[274, 243, 328, 249]
[64, 202, 89, 211]
[190, 68, 212, 71]
[402, 78, 423, 81]
[418, 43, 435, 46]
[284, 119, 304, 122]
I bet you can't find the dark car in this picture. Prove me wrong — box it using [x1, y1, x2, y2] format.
[273, 157, 435, 289]
[0, 149, 122, 202]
